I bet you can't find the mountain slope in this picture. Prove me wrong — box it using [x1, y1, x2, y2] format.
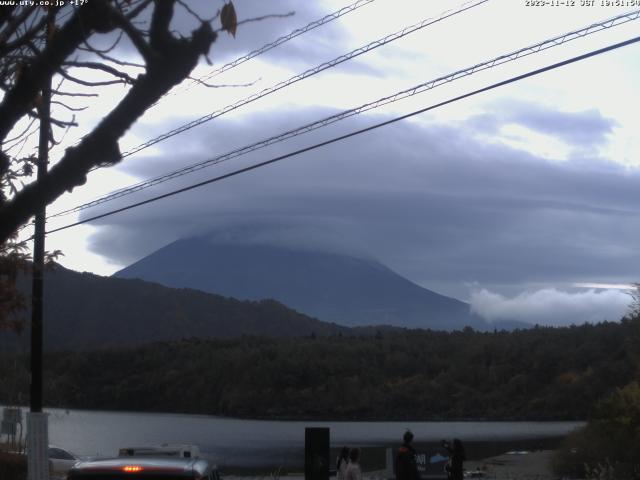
[5, 266, 348, 351]
[114, 238, 489, 330]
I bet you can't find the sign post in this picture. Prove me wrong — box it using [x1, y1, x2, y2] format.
[305, 427, 329, 480]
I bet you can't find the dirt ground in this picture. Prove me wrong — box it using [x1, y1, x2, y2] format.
[464, 450, 558, 479]
[223, 452, 560, 480]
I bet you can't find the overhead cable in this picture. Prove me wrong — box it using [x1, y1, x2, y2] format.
[42, 34, 640, 236]
[48, 8, 640, 219]
[118, 0, 489, 159]
[182, 0, 376, 89]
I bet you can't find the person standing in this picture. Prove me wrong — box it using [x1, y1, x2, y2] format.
[345, 448, 362, 480]
[336, 446, 350, 480]
[442, 438, 465, 480]
[395, 430, 420, 480]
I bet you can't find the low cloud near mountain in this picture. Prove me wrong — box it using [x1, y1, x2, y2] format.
[470, 287, 631, 326]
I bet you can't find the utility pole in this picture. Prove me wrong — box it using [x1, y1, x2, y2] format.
[27, 17, 52, 480]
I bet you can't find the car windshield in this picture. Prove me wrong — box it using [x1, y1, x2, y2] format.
[49, 448, 76, 460]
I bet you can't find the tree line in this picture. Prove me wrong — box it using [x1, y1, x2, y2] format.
[1, 318, 639, 421]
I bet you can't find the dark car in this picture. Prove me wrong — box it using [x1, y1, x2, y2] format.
[66, 457, 220, 480]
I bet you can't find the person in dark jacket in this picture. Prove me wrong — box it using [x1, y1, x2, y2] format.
[442, 438, 465, 480]
[395, 430, 420, 480]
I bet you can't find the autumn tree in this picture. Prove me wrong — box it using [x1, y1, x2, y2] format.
[0, 0, 238, 329]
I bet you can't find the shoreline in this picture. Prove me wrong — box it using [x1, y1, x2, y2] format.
[2, 404, 588, 423]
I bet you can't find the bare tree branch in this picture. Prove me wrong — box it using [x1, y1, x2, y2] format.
[188, 75, 259, 89]
[50, 101, 88, 113]
[107, 7, 155, 64]
[90, 49, 145, 69]
[51, 89, 99, 98]
[125, 0, 154, 20]
[1, 14, 48, 56]
[0, 5, 218, 243]
[2, 117, 37, 145]
[224, 12, 295, 31]
[62, 60, 137, 83]
[177, 0, 217, 24]
[57, 67, 130, 87]
[0, 6, 37, 48]
[25, 109, 78, 129]
[79, 30, 125, 55]
[0, 1, 116, 141]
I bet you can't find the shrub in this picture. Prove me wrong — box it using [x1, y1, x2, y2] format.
[0, 451, 27, 480]
[552, 381, 640, 479]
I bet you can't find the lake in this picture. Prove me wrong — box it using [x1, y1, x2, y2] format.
[31, 408, 584, 471]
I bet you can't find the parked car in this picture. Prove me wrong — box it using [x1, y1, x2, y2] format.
[118, 444, 201, 459]
[48, 445, 82, 478]
[67, 457, 220, 480]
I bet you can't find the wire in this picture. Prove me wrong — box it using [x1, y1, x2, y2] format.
[59, 0, 371, 156]
[140, 1, 377, 121]
[48, 8, 640, 219]
[116, 0, 489, 159]
[179, 0, 376, 90]
[43, 34, 640, 237]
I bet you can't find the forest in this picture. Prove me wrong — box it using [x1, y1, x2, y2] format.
[1, 317, 639, 421]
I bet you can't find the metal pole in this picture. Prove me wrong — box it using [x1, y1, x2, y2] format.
[30, 48, 51, 417]
[28, 17, 52, 480]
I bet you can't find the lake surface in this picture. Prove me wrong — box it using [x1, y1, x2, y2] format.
[33, 408, 584, 471]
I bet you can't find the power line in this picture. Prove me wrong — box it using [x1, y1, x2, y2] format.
[179, 0, 377, 91]
[43, 34, 640, 237]
[81, 0, 376, 154]
[48, 8, 640, 219]
[117, 0, 489, 159]
[135, 0, 377, 124]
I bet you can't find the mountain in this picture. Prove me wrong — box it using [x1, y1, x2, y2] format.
[114, 237, 490, 330]
[4, 265, 349, 352]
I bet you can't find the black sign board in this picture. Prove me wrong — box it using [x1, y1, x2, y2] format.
[305, 427, 330, 480]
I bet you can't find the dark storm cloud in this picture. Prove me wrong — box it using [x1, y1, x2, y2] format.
[468, 99, 617, 148]
[84, 103, 640, 302]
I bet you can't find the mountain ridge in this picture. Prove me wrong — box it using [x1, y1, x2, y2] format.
[3, 265, 350, 352]
[114, 237, 490, 330]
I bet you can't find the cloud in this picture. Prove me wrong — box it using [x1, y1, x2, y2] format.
[470, 288, 631, 326]
[83, 1, 355, 72]
[468, 99, 617, 149]
[510, 106, 616, 147]
[187, 0, 375, 74]
[78, 103, 640, 301]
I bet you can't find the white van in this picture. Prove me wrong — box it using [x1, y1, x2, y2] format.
[118, 444, 201, 459]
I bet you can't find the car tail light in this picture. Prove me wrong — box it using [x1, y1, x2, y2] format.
[123, 465, 143, 473]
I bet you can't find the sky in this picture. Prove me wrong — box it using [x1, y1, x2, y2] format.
[12, 0, 640, 326]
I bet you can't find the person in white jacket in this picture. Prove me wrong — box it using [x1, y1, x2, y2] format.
[345, 448, 362, 480]
[336, 447, 350, 480]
